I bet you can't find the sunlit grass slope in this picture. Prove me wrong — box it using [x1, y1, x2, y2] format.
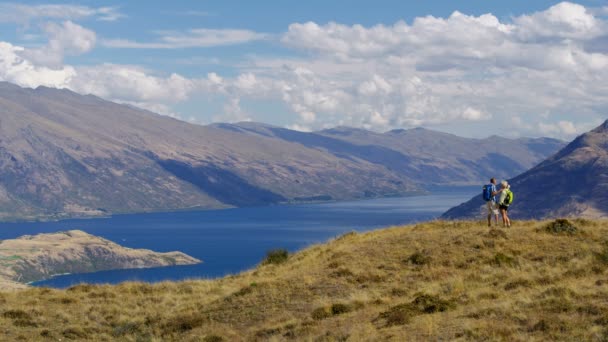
[1, 219, 608, 341]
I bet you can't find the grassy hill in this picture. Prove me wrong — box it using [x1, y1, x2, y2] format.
[1, 220, 607, 341]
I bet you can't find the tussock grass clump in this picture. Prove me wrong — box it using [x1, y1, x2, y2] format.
[504, 278, 532, 291]
[62, 327, 87, 339]
[161, 313, 205, 334]
[111, 321, 143, 337]
[487, 228, 508, 239]
[544, 219, 578, 235]
[330, 267, 354, 278]
[2, 310, 39, 328]
[595, 245, 608, 265]
[262, 249, 289, 265]
[3, 310, 30, 320]
[492, 252, 518, 267]
[311, 307, 331, 320]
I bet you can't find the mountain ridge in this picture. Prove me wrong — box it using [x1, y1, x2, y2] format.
[442, 119, 608, 219]
[0, 82, 565, 220]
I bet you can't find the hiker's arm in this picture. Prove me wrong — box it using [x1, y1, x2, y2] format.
[491, 189, 503, 196]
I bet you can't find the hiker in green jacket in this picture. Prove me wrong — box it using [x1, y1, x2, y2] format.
[498, 181, 512, 228]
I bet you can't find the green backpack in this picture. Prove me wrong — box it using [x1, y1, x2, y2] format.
[504, 189, 514, 206]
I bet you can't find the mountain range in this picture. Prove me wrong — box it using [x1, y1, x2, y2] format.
[443, 120, 608, 219]
[0, 82, 564, 220]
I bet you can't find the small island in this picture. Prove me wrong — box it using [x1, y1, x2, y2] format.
[0, 230, 201, 290]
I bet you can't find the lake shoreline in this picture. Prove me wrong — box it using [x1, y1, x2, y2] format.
[1, 187, 478, 289]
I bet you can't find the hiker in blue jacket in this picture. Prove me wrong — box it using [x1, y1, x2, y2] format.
[483, 178, 503, 227]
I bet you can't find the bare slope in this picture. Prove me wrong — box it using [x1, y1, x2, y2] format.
[0, 82, 419, 219]
[0, 230, 200, 288]
[0, 82, 563, 220]
[443, 120, 608, 219]
[0, 220, 607, 340]
[216, 122, 564, 186]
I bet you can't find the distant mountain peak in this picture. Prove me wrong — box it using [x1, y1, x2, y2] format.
[386, 127, 428, 134]
[592, 119, 608, 133]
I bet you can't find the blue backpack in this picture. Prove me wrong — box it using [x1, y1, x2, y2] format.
[482, 184, 493, 202]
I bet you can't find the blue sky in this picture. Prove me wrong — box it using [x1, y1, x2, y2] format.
[0, 1, 607, 138]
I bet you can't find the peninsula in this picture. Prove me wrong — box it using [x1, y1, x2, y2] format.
[0, 230, 200, 290]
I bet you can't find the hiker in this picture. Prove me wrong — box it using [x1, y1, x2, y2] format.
[483, 178, 502, 227]
[498, 181, 513, 227]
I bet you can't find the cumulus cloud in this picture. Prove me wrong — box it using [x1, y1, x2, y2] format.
[538, 120, 585, 136]
[515, 2, 603, 41]
[69, 65, 198, 103]
[0, 42, 75, 88]
[0, 41, 199, 113]
[103, 29, 268, 49]
[264, 1, 608, 136]
[1, 1, 607, 139]
[20, 21, 96, 68]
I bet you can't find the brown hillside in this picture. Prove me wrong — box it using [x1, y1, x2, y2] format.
[1, 220, 607, 341]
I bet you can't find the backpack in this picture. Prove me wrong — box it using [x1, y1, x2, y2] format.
[504, 189, 514, 206]
[482, 184, 493, 202]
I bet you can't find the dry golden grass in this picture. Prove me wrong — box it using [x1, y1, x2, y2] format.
[1, 219, 608, 341]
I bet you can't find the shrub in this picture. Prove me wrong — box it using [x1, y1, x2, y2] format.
[331, 303, 352, 315]
[203, 336, 224, 342]
[407, 251, 432, 266]
[544, 219, 578, 235]
[262, 249, 289, 265]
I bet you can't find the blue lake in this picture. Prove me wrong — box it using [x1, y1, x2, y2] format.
[0, 187, 476, 288]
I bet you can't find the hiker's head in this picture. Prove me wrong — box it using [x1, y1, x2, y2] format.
[490, 178, 496, 184]
[501, 180, 508, 188]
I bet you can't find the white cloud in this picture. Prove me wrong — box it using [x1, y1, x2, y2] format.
[515, 2, 602, 41]
[68, 65, 195, 103]
[0, 41, 75, 88]
[0, 3, 124, 24]
[0, 40, 198, 108]
[0, 1, 607, 140]
[103, 29, 268, 49]
[262, 1, 608, 136]
[539, 121, 576, 136]
[20, 21, 96, 68]
[462, 107, 490, 121]
[214, 98, 251, 123]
